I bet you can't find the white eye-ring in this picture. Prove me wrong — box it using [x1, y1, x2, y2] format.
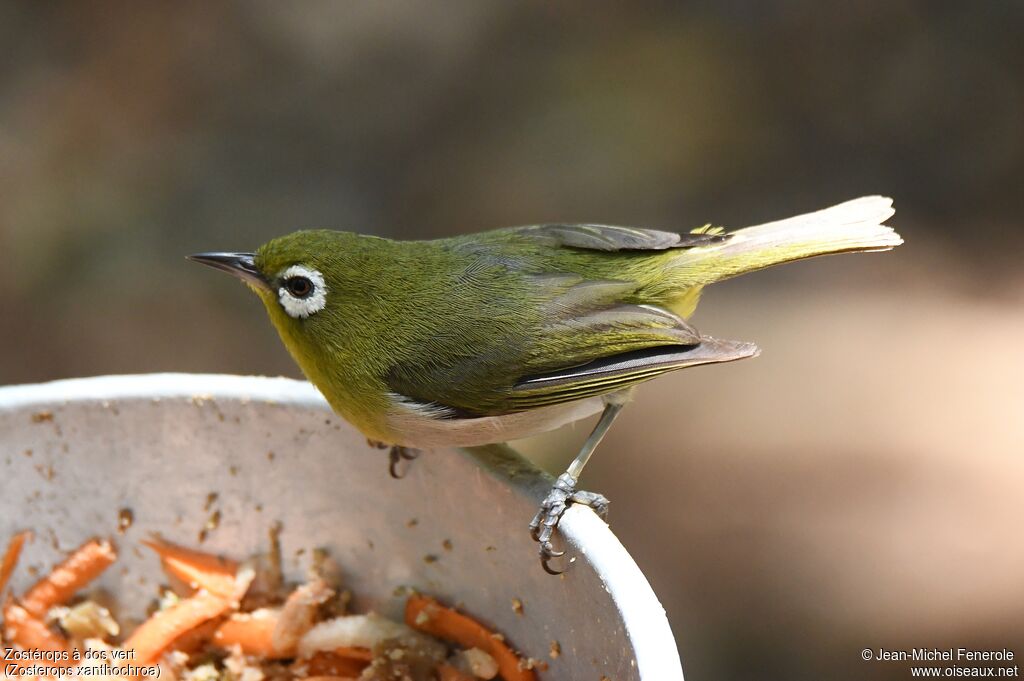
[277, 265, 327, 319]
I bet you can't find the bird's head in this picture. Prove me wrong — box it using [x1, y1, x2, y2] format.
[188, 230, 376, 351]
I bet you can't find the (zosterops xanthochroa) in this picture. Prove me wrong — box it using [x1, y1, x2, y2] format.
[189, 195, 900, 572]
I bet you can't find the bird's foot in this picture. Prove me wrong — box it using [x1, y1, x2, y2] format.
[367, 440, 421, 478]
[528, 472, 609, 575]
[387, 445, 420, 479]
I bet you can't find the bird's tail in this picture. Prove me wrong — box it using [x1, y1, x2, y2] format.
[664, 196, 900, 317]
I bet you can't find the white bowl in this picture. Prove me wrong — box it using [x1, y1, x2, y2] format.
[0, 374, 683, 680]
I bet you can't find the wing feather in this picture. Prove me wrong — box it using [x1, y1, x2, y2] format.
[519, 223, 728, 252]
[506, 337, 759, 410]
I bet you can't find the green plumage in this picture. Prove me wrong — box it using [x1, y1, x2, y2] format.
[240, 196, 899, 444]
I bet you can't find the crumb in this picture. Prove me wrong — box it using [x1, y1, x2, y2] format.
[550, 640, 561, 658]
[511, 598, 524, 615]
[198, 509, 221, 543]
[422, 554, 438, 564]
[31, 411, 54, 423]
[485, 545, 496, 552]
[267, 521, 284, 590]
[518, 657, 547, 671]
[267, 451, 275, 461]
[460, 648, 499, 678]
[204, 492, 219, 511]
[229, 465, 239, 476]
[406, 518, 418, 528]
[34, 463, 55, 481]
[441, 539, 453, 551]
[117, 508, 134, 534]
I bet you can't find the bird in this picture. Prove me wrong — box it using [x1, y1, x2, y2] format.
[189, 195, 900, 573]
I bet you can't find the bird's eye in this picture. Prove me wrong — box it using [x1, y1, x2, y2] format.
[285, 276, 313, 298]
[276, 265, 327, 319]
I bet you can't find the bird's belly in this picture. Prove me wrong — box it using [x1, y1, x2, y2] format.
[384, 396, 606, 449]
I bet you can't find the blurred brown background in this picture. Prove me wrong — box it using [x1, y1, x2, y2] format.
[2, 2, 1022, 679]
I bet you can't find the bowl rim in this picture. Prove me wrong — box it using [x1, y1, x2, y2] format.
[0, 372, 684, 680]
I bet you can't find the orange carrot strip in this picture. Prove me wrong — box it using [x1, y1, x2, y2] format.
[21, 538, 116, 618]
[142, 538, 239, 599]
[121, 591, 232, 665]
[2, 598, 72, 665]
[169, 616, 223, 654]
[0, 530, 31, 596]
[437, 663, 476, 681]
[213, 609, 287, 658]
[298, 650, 372, 677]
[405, 595, 536, 681]
[332, 646, 374, 662]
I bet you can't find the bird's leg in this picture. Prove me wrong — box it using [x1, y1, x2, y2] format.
[367, 439, 421, 479]
[529, 401, 624, 574]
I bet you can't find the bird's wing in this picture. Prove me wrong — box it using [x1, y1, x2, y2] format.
[515, 223, 727, 251]
[385, 268, 757, 416]
[506, 338, 758, 410]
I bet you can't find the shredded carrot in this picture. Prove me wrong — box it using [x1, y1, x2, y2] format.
[21, 538, 116, 619]
[331, 646, 374, 662]
[121, 591, 233, 665]
[2, 598, 72, 664]
[213, 609, 287, 658]
[405, 595, 537, 681]
[142, 537, 239, 599]
[2, 535, 542, 681]
[169, 616, 223, 654]
[297, 650, 371, 677]
[437, 663, 477, 681]
[0, 530, 31, 597]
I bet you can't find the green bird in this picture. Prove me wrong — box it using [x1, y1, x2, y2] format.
[189, 196, 900, 573]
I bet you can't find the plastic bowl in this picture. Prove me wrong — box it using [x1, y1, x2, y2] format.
[0, 373, 683, 680]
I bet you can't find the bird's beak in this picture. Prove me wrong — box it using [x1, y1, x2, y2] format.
[186, 252, 271, 292]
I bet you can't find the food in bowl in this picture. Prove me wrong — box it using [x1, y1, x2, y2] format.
[0, 532, 543, 681]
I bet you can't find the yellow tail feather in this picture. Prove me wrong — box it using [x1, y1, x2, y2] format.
[671, 195, 900, 288]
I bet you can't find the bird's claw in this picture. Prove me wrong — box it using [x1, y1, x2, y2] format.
[387, 445, 420, 479]
[570, 489, 610, 520]
[529, 472, 609, 575]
